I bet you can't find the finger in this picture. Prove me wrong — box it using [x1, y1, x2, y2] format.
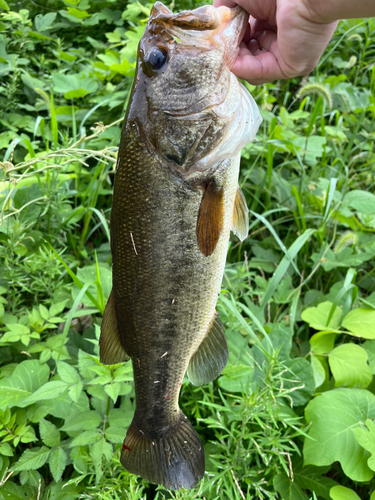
[213, 0, 238, 8]
[248, 39, 260, 55]
[255, 29, 277, 51]
[231, 50, 288, 84]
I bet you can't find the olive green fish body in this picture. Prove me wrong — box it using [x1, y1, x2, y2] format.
[99, 1, 261, 490]
[112, 125, 240, 424]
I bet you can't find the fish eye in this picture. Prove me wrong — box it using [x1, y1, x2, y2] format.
[146, 47, 168, 71]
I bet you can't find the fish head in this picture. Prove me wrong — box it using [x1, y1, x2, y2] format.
[129, 2, 261, 178]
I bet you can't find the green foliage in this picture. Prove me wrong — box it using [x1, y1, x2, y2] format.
[0, 1, 374, 499]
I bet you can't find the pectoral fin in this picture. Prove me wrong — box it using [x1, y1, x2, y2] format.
[187, 314, 228, 386]
[99, 291, 129, 365]
[196, 183, 224, 257]
[232, 186, 249, 241]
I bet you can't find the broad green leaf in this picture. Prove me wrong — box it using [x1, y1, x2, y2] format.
[311, 355, 326, 388]
[68, 380, 83, 403]
[69, 430, 101, 447]
[363, 340, 375, 374]
[304, 388, 375, 481]
[49, 448, 67, 482]
[104, 381, 121, 403]
[62, 410, 102, 432]
[301, 302, 342, 332]
[0, 360, 49, 410]
[34, 12, 56, 31]
[344, 190, 375, 214]
[12, 446, 51, 471]
[39, 390, 89, 419]
[0, 482, 35, 500]
[353, 419, 375, 472]
[310, 332, 336, 354]
[57, 361, 80, 385]
[342, 309, 375, 339]
[273, 473, 308, 500]
[21, 380, 68, 406]
[52, 73, 98, 99]
[329, 485, 361, 500]
[329, 344, 372, 388]
[0, 442, 13, 456]
[105, 426, 125, 444]
[91, 437, 113, 468]
[294, 461, 338, 500]
[283, 357, 315, 406]
[39, 419, 60, 447]
[0, 0, 9, 11]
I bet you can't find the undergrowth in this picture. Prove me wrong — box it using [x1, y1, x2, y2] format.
[0, 1, 374, 500]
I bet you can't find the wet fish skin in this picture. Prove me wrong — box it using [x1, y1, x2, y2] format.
[99, 2, 261, 490]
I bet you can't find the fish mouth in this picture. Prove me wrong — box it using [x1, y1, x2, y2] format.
[149, 2, 248, 70]
[214, 5, 249, 69]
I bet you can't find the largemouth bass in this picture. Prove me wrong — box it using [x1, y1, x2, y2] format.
[99, 2, 261, 490]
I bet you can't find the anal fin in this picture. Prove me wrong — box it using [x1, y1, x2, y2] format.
[99, 291, 129, 365]
[187, 314, 228, 386]
[232, 186, 249, 241]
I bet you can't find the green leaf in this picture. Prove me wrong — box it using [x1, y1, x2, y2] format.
[329, 486, 361, 500]
[0, 482, 35, 500]
[301, 302, 342, 332]
[310, 332, 336, 354]
[39, 419, 60, 447]
[52, 73, 98, 99]
[57, 361, 80, 385]
[67, 7, 89, 18]
[283, 357, 315, 406]
[353, 419, 375, 472]
[49, 448, 67, 482]
[329, 344, 372, 388]
[342, 309, 375, 339]
[344, 190, 375, 214]
[21, 380, 68, 406]
[294, 461, 338, 500]
[69, 430, 101, 447]
[0, 0, 9, 11]
[68, 380, 83, 403]
[104, 382, 120, 403]
[105, 426, 125, 444]
[0, 442, 13, 456]
[304, 388, 375, 481]
[12, 446, 51, 471]
[311, 355, 326, 388]
[273, 473, 308, 500]
[62, 410, 102, 432]
[0, 360, 49, 410]
[34, 12, 57, 31]
[91, 437, 113, 473]
[363, 340, 375, 374]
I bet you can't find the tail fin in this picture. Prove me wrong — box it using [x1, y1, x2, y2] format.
[120, 412, 205, 490]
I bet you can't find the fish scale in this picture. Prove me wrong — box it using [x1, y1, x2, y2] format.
[99, 1, 261, 490]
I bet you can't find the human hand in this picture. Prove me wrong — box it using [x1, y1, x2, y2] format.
[213, 0, 338, 84]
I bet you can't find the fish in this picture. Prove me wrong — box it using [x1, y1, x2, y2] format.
[99, 1, 261, 491]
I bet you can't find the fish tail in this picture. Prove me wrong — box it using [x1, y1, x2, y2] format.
[120, 412, 205, 490]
